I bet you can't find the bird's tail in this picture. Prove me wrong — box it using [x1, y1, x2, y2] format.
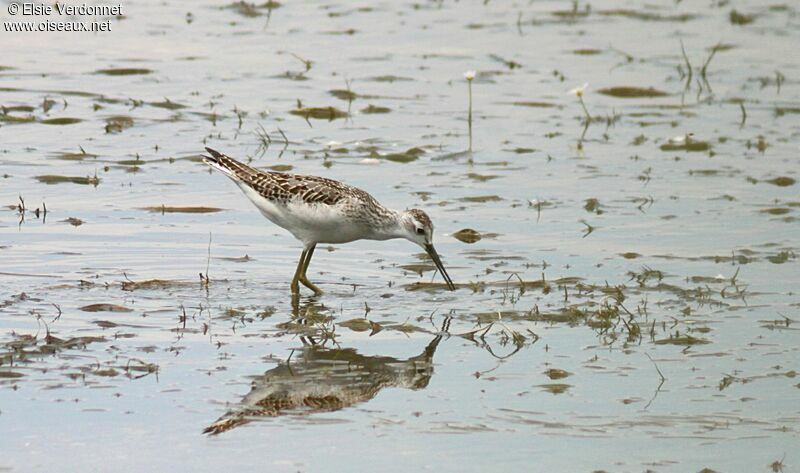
[202, 147, 258, 181]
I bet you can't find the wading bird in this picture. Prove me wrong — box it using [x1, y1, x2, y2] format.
[202, 147, 455, 294]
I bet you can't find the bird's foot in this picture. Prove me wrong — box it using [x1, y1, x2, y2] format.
[299, 276, 323, 295]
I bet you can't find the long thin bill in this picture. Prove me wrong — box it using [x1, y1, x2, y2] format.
[425, 244, 455, 291]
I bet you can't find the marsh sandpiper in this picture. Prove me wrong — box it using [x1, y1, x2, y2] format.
[202, 147, 455, 294]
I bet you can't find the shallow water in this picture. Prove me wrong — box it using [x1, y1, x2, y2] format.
[1, 1, 799, 471]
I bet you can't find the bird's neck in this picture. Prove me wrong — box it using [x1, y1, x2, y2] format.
[366, 209, 407, 241]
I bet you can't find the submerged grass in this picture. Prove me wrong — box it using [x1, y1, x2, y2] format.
[40, 117, 82, 125]
[289, 106, 349, 121]
[597, 86, 669, 98]
[80, 303, 133, 312]
[95, 68, 152, 76]
[360, 104, 391, 114]
[121, 278, 192, 291]
[143, 205, 224, 214]
[36, 175, 100, 186]
[382, 147, 425, 163]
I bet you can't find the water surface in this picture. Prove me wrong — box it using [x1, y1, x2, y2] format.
[1, 1, 798, 471]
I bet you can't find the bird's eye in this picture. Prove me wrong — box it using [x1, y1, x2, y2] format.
[416, 228, 425, 235]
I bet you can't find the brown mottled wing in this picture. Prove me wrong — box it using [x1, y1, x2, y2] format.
[269, 174, 377, 206]
[204, 147, 374, 206]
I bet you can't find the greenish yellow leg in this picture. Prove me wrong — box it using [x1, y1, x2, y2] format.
[299, 244, 322, 295]
[290, 248, 309, 295]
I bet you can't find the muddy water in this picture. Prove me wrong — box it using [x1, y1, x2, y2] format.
[1, 1, 798, 471]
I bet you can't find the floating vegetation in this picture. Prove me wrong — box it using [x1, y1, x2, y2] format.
[118, 158, 146, 166]
[406, 276, 582, 292]
[40, 117, 82, 125]
[654, 334, 710, 346]
[1, 332, 106, 364]
[459, 195, 503, 203]
[289, 106, 349, 121]
[216, 254, 253, 263]
[489, 54, 522, 70]
[381, 147, 425, 163]
[452, 228, 482, 244]
[329, 89, 358, 101]
[267, 164, 293, 172]
[55, 148, 97, 161]
[273, 71, 309, 81]
[121, 278, 189, 291]
[2, 105, 35, 113]
[368, 75, 413, 82]
[95, 68, 152, 76]
[767, 251, 792, 264]
[510, 101, 558, 108]
[729, 9, 755, 25]
[326, 28, 357, 35]
[760, 208, 791, 216]
[35, 174, 100, 186]
[360, 104, 391, 114]
[583, 198, 602, 214]
[689, 169, 722, 177]
[538, 383, 571, 394]
[544, 369, 571, 380]
[764, 176, 795, 187]
[0, 113, 35, 124]
[0, 370, 25, 378]
[659, 140, 711, 152]
[149, 99, 187, 110]
[339, 318, 382, 335]
[142, 205, 224, 214]
[775, 107, 800, 117]
[105, 115, 134, 133]
[80, 303, 133, 313]
[466, 173, 499, 182]
[572, 48, 602, 55]
[597, 86, 669, 98]
[597, 9, 696, 22]
[400, 263, 435, 275]
[222, 1, 273, 17]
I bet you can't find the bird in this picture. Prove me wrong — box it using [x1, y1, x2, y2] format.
[202, 147, 455, 294]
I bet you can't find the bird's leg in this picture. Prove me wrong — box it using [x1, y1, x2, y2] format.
[290, 248, 309, 295]
[298, 244, 323, 295]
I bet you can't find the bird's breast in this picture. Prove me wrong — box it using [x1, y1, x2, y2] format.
[237, 183, 371, 245]
[283, 200, 370, 244]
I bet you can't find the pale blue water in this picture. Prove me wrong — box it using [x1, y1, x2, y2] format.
[1, 1, 798, 471]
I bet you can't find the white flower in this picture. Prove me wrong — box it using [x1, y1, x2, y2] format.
[464, 70, 476, 81]
[569, 83, 589, 97]
[669, 133, 694, 144]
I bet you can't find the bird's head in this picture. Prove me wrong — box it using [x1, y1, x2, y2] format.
[400, 209, 455, 290]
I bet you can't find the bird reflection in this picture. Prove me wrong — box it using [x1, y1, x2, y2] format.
[204, 329, 443, 435]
